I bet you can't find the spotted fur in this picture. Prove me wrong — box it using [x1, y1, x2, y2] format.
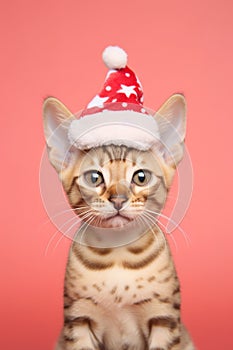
[43, 94, 195, 350]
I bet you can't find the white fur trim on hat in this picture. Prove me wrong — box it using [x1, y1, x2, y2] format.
[68, 110, 160, 150]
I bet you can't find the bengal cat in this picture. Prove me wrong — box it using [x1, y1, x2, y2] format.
[43, 94, 195, 350]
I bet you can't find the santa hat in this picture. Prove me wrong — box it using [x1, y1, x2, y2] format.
[68, 46, 160, 150]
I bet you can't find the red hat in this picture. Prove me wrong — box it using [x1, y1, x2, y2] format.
[87, 46, 144, 111]
[68, 46, 160, 149]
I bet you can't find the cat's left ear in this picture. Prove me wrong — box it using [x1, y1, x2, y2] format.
[154, 94, 186, 167]
[43, 97, 75, 173]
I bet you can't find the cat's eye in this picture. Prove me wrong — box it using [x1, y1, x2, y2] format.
[84, 170, 104, 187]
[132, 169, 151, 186]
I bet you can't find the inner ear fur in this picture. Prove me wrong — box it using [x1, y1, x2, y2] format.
[43, 97, 75, 173]
[154, 94, 187, 167]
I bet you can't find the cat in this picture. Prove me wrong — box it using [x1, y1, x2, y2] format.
[43, 94, 195, 350]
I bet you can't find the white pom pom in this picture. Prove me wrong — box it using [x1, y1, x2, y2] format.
[102, 46, 128, 69]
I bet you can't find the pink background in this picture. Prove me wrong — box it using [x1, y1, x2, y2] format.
[1, 0, 233, 349]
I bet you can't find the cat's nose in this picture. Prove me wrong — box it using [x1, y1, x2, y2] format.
[109, 195, 128, 210]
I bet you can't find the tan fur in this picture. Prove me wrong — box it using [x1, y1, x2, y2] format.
[55, 146, 195, 350]
[42, 94, 195, 350]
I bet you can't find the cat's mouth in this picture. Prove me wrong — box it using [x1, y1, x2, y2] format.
[80, 209, 138, 229]
[102, 212, 134, 228]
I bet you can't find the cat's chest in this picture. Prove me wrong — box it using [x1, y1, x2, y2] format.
[77, 267, 156, 306]
[67, 247, 174, 307]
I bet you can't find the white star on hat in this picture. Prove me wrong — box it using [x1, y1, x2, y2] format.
[117, 84, 137, 98]
[87, 94, 109, 108]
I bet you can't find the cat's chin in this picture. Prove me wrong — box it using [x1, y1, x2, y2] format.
[100, 214, 133, 229]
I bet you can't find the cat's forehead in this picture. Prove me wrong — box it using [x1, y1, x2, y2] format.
[83, 146, 141, 165]
[80, 146, 163, 174]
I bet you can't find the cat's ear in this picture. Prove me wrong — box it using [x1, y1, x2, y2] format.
[43, 97, 75, 173]
[154, 94, 186, 166]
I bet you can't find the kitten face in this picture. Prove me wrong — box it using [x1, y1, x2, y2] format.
[63, 146, 168, 229]
[43, 94, 186, 240]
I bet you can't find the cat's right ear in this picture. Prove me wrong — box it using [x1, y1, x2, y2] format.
[43, 97, 75, 173]
[154, 94, 186, 167]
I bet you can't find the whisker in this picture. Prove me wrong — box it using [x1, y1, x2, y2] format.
[78, 215, 96, 245]
[136, 212, 158, 244]
[40, 206, 90, 230]
[94, 215, 102, 229]
[144, 211, 178, 251]
[44, 230, 61, 256]
[143, 211, 167, 235]
[44, 215, 79, 256]
[143, 215, 165, 248]
[136, 215, 154, 240]
[50, 206, 91, 251]
[77, 208, 94, 219]
[62, 213, 91, 239]
[53, 206, 90, 216]
[52, 216, 84, 253]
[53, 210, 94, 251]
[53, 217, 90, 251]
[133, 215, 149, 242]
[141, 212, 167, 248]
[144, 209, 191, 246]
[145, 211, 180, 250]
[168, 232, 178, 251]
[52, 232, 66, 252]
